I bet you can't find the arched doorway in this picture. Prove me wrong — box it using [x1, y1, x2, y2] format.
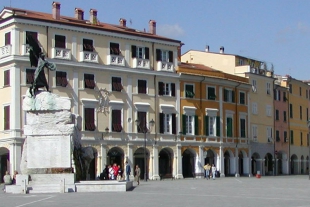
[134, 147, 149, 180]
[291, 154, 298, 174]
[0, 147, 9, 181]
[107, 147, 124, 170]
[224, 151, 231, 176]
[277, 152, 283, 175]
[182, 149, 195, 178]
[204, 149, 215, 165]
[306, 156, 309, 175]
[238, 151, 244, 175]
[301, 155, 304, 174]
[159, 148, 173, 178]
[251, 152, 260, 175]
[265, 153, 273, 175]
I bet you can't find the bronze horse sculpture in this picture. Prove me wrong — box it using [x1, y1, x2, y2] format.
[27, 35, 56, 97]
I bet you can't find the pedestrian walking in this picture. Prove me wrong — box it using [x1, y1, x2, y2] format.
[203, 163, 211, 180]
[212, 164, 216, 180]
[125, 161, 131, 181]
[135, 165, 141, 185]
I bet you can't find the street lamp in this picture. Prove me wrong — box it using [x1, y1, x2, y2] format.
[135, 118, 155, 182]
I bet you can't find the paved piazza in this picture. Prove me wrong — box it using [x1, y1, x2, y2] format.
[1, 176, 310, 207]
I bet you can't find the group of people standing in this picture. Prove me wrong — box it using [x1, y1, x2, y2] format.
[2, 170, 18, 191]
[99, 162, 141, 185]
[203, 163, 217, 180]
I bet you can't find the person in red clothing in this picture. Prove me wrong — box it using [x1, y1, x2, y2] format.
[112, 163, 119, 180]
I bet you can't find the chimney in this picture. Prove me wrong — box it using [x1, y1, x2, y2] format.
[149, 20, 156, 35]
[52, 1, 61, 20]
[205, 45, 209, 52]
[75, 8, 84, 20]
[220, 46, 224, 54]
[119, 18, 126, 27]
[90, 9, 98, 24]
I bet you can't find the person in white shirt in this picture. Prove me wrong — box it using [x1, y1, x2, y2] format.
[211, 164, 217, 180]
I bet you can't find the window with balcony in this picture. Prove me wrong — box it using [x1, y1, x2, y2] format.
[138, 79, 147, 94]
[207, 87, 216, 100]
[112, 77, 123, 92]
[156, 49, 173, 62]
[185, 84, 195, 98]
[84, 108, 95, 131]
[112, 109, 122, 132]
[55, 35, 66, 48]
[84, 74, 95, 89]
[205, 116, 220, 136]
[158, 82, 175, 97]
[5, 32, 10, 45]
[239, 91, 246, 104]
[3, 70, 10, 87]
[110, 43, 121, 55]
[137, 111, 147, 133]
[223, 89, 235, 103]
[26, 69, 35, 84]
[56, 71, 68, 87]
[26, 31, 38, 43]
[83, 38, 94, 52]
[159, 113, 176, 134]
[4, 105, 10, 130]
[132, 46, 149, 59]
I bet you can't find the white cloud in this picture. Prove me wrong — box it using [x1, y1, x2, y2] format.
[157, 24, 185, 38]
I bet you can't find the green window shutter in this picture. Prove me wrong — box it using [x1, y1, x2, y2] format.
[216, 116, 220, 136]
[205, 116, 209, 136]
[195, 115, 198, 135]
[227, 118, 233, 137]
[182, 114, 186, 135]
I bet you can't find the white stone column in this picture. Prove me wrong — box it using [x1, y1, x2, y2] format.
[100, 143, 106, 174]
[9, 142, 22, 174]
[152, 144, 160, 180]
[72, 36, 77, 61]
[11, 28, 20, 55]
[220, 146, 225, 177]
[176, 144, 183, 179]
[125, 44, 130, 67]
[127, 143, 134, 180]
[127, 76, 132, 133]
[11, 65, 21, 138]
[196, 145, 204, 178]
[72, 70, 79, 114]
[235, 147, 240, 177]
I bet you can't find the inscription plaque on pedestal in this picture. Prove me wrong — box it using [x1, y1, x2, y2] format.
[27, 136, 71, 168]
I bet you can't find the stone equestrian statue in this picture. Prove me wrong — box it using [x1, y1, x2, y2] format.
[27, 35, 56, 97]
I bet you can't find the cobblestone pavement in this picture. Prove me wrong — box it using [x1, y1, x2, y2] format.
[1, 175, 310, 207]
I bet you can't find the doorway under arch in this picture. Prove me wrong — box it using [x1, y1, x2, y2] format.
[0, 147, 9, 182]
[107, 147, 124, 170]
[291, 154, 298, 174]
[251, 152, 260, 175]
[134, 147, 149, 180]
[182, 149, 195, 178]
[159, 148, 173, 178]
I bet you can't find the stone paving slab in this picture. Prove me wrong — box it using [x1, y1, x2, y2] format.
[1, 176, 310, 207]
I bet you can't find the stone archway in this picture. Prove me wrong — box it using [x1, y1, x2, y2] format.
[0, 147, 9, 180]
[224, 151, 231, 176]
[107, 147, 124, 169]
[291, 154, 298, 174]
[159, 147, 173, 178]
[251, 152, 260, 175]
[134, 147, 150, 180]
[182, 149, 196, 178]
[238, 151, 244, 175]
[264, 153, 273, 175]
[204, 149, 216, 165]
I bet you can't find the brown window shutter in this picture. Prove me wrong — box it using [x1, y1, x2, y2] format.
[4, 106, 10, 130]
[5, 32, 11, 45]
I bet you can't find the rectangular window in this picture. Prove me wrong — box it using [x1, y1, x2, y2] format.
[223, 89, 235, 103]
[185, 84, 195, 98]
[299, 87, 302, 96]
[306, 90, 308, 99]
[275, 110, 279, 120]
[205, 116, 220, 137]
[252, 125, 258, 141]
[290, 104, 293, 118]
[284, 131, 288, 142]
[26, 69, 35, 84]
[84, 108, 95, 131]
[156, 49, 173, 62]
[158, 82, 175, 97]
[138, 80, 147, 94]
[110, 42, 120, 55]
[83, 38, 94, 52]
[137, 112, 146, 133]
[26, 31, 38, 44]
[131, 45, 149, 59]
[207, 87, 216, 100]
[275, 89, 281, 101]
[252, 103, 258, 114]
[84, 74, 95, 89]
[226, 117, 233, 137]
[112, 77, 123, 92]
[55, 35, 66, 48]
[267, 127, 272, 142]
[56, 71, 68, 87]
[283, 111, 287, 122]
[307, 108, 309, 121]
[283, 92, 287, 102]
[300, 106, 302, 120]
[289, 84, 292, 93]
[240, 118, 246, 138]
[266, 82, 271, 95]
[5, 32, 11, 45]
[112, 109, 122, 132]
[266, 105, 272, 116]
[4, 70, 10, 86]
[160, 113, 176, 135]
[300, 132, 303, 146]
[276, 130, 280, 142]
[290, 130, 294, 144]
[185, 115, 194, 135]
[4, 105, 10, 130]
[252, 79, 257, 92]
[239, 92, 245, 104]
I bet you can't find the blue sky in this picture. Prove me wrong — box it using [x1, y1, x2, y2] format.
[3, 0, 310, 80]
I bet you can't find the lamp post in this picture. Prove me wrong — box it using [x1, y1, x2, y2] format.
[135, 118, 155, 182]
